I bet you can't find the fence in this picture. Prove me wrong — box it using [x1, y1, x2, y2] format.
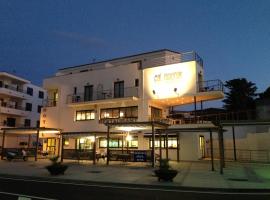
[206, 148, 270, 163]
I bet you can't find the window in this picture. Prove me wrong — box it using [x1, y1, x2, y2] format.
[24, 119, 31, 127]
[100, 106, 138, 119]
[114, 81, 124, 98]
[37, 105, 42, 113]
[36, 120, 40, 128]
[99, 137, 138, 148]
[25, 103, 32, 111]
[149, 137, 177, 149]
[27, 87, 33, 96]
[135, 79, 139, 87]
[76, 137, 94, 149]
[38, 91, 44, 99]
[151, 106, 162, 120]
[76, 110, 95, 121]
[74, 87, 77, 95]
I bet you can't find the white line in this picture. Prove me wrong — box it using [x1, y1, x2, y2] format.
[0, 176, 269, 196]
[0, 191, 57, 200]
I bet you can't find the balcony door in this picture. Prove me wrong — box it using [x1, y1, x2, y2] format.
[114, 81, 124, 98]
[84, 85, 93, 101]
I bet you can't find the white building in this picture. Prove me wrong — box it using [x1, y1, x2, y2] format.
[0, 72, 46, 149]
[41, 49, 224, 162]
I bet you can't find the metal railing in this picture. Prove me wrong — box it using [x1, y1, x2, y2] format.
[67, 87, 139, 104]
[0, 84, 26, 94]
[42, 99, 58, 107]
[62, 149, 94, 160]
[197, 79, 224, 93]
[0, 102, 26, 111]
[206, 148, 270, 163]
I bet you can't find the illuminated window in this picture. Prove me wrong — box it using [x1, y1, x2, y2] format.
[76, 110, 95, 121]
[99, 137, 138, 148]
[100, 106, 138, 119]
[149, 137, 177, 149]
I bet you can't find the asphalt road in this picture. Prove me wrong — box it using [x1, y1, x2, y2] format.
[0, 176, 269, 200]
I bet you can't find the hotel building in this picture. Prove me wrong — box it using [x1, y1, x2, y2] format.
[39, 49, 224, 163]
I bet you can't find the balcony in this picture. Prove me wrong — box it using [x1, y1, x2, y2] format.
[197, 79, 224, 93]
[0, 104, 28, 116]
[66, 87, 139, 105]
[0, 84, 27, 99]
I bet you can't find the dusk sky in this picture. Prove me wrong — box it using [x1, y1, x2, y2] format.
[1, 0, 270, 94]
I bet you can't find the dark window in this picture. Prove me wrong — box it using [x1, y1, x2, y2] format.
[38, 91, 44, 99]
[100, 106, 138, 119]
[114, 81, 124, 98]
[6, 118, 16, 127]
[27, 87, 33, 96]
[74, 87, 77, 95]
[24, 119, 31, 127]
[135, 79, 139, 87]
[36, 120, 40, 128]
[84, 85, 93, 101]
[76, 110, 95, 121]
[37, 105, 42, 113]
[25, 103, 32, 111]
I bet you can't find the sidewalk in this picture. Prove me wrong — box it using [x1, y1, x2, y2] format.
[0, 159, 270, 189]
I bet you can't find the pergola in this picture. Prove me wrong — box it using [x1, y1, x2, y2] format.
[0, 127, 61, 161]
[104, 121, 169, 167]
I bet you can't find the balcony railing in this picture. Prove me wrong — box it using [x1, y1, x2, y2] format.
[43, 99, 58, 107]
[197, 79, 224, 93]
[0, 83, 26, 94]
[0, 103, 26, 111]
[67, 87, 139, 104]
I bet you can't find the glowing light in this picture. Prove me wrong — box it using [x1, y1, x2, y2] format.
[120, 111, 124, 117]
[115, 126, 145, 132]
[126, 134, 132, 141]
[79, 138, 85, 143]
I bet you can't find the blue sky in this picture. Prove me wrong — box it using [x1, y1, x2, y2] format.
[1, 0, 270, 95]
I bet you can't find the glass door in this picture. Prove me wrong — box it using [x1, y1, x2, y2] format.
[84, 85, 93, 101]
[47, 138, 56, 155]
[199, 135, 205, 158]
[114, 81, 124, 98]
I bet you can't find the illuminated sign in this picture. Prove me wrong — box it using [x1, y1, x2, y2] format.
[154, 72, 182, 82]
[144, 62, 197, 99]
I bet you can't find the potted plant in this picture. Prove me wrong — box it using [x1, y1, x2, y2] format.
[154, 159, 178, 182]
[46, 156, 68, 176]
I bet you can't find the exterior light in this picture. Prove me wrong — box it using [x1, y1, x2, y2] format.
[120, 111, 124, 117]
[126, 134, 132, 141]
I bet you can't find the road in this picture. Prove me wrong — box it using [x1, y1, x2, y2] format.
[0, 175, 269, 200]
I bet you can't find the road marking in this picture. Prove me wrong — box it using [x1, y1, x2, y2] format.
[0, 191, 57, 200]
[0, 176, 269, 196]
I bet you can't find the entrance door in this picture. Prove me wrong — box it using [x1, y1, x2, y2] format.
[84, 85, 93, 101]
[199, 135, 205, 158]
[46, 138, 56, 155]
[6, 118, 16, 127]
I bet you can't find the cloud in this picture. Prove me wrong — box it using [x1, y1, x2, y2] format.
[53, 31, 106, 48]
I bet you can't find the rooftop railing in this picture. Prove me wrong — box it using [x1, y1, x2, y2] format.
[197, 79, 224, 93]
[0, 83, 26, 94]
[67, 87, 139, 104]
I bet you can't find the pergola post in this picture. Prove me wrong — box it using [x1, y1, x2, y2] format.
[159, 131, 162, 162]
[93, 133, 96, 165]
[218, 127, 224, 174]
[194, 96, 197, 123]
[1, 130, 6, 160]
[106, 125, 110, 165]
[209, 129, 214, 171]
[151, 122, 155, 167]
[232, 126, 237, 161]
[121, 134, 124, 153]
[220, 127, 225, 168]
[165, 132, 169, 160]
[176, 133, 180, 162]
[35, 129, 39, 161]
[60, 135, 64, 162]
[27, 134, 31, 148]
[57, 134, 61, 157]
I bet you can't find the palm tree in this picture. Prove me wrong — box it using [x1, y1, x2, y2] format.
[223, 78, 257, 119]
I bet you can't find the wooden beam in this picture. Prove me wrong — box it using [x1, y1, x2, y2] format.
[151, 122, 155, 167]
[1, 130, 6, 160]
[159, 131, 162, 162]
[194, 96, 197, 123]
[35, 129, 39, 161]
[232, 126, 237, 161]
[106, 126, 110, 165]
[165, 132, 169, 160]
[177, 133, 180, 162]
[60, 135, 64, 162]
[93, 133, 96, 165]
[209, 129, 214, 171]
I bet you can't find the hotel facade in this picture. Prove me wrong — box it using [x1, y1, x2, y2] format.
[39, 49, 224, 163]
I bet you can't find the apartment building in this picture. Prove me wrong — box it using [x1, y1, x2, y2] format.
[0, 72, 46, 149]
[41, 49, 224, 162]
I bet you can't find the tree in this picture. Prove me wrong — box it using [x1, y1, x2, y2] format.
[223, 78, 257, 111]
[259, 86, 270, 99]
